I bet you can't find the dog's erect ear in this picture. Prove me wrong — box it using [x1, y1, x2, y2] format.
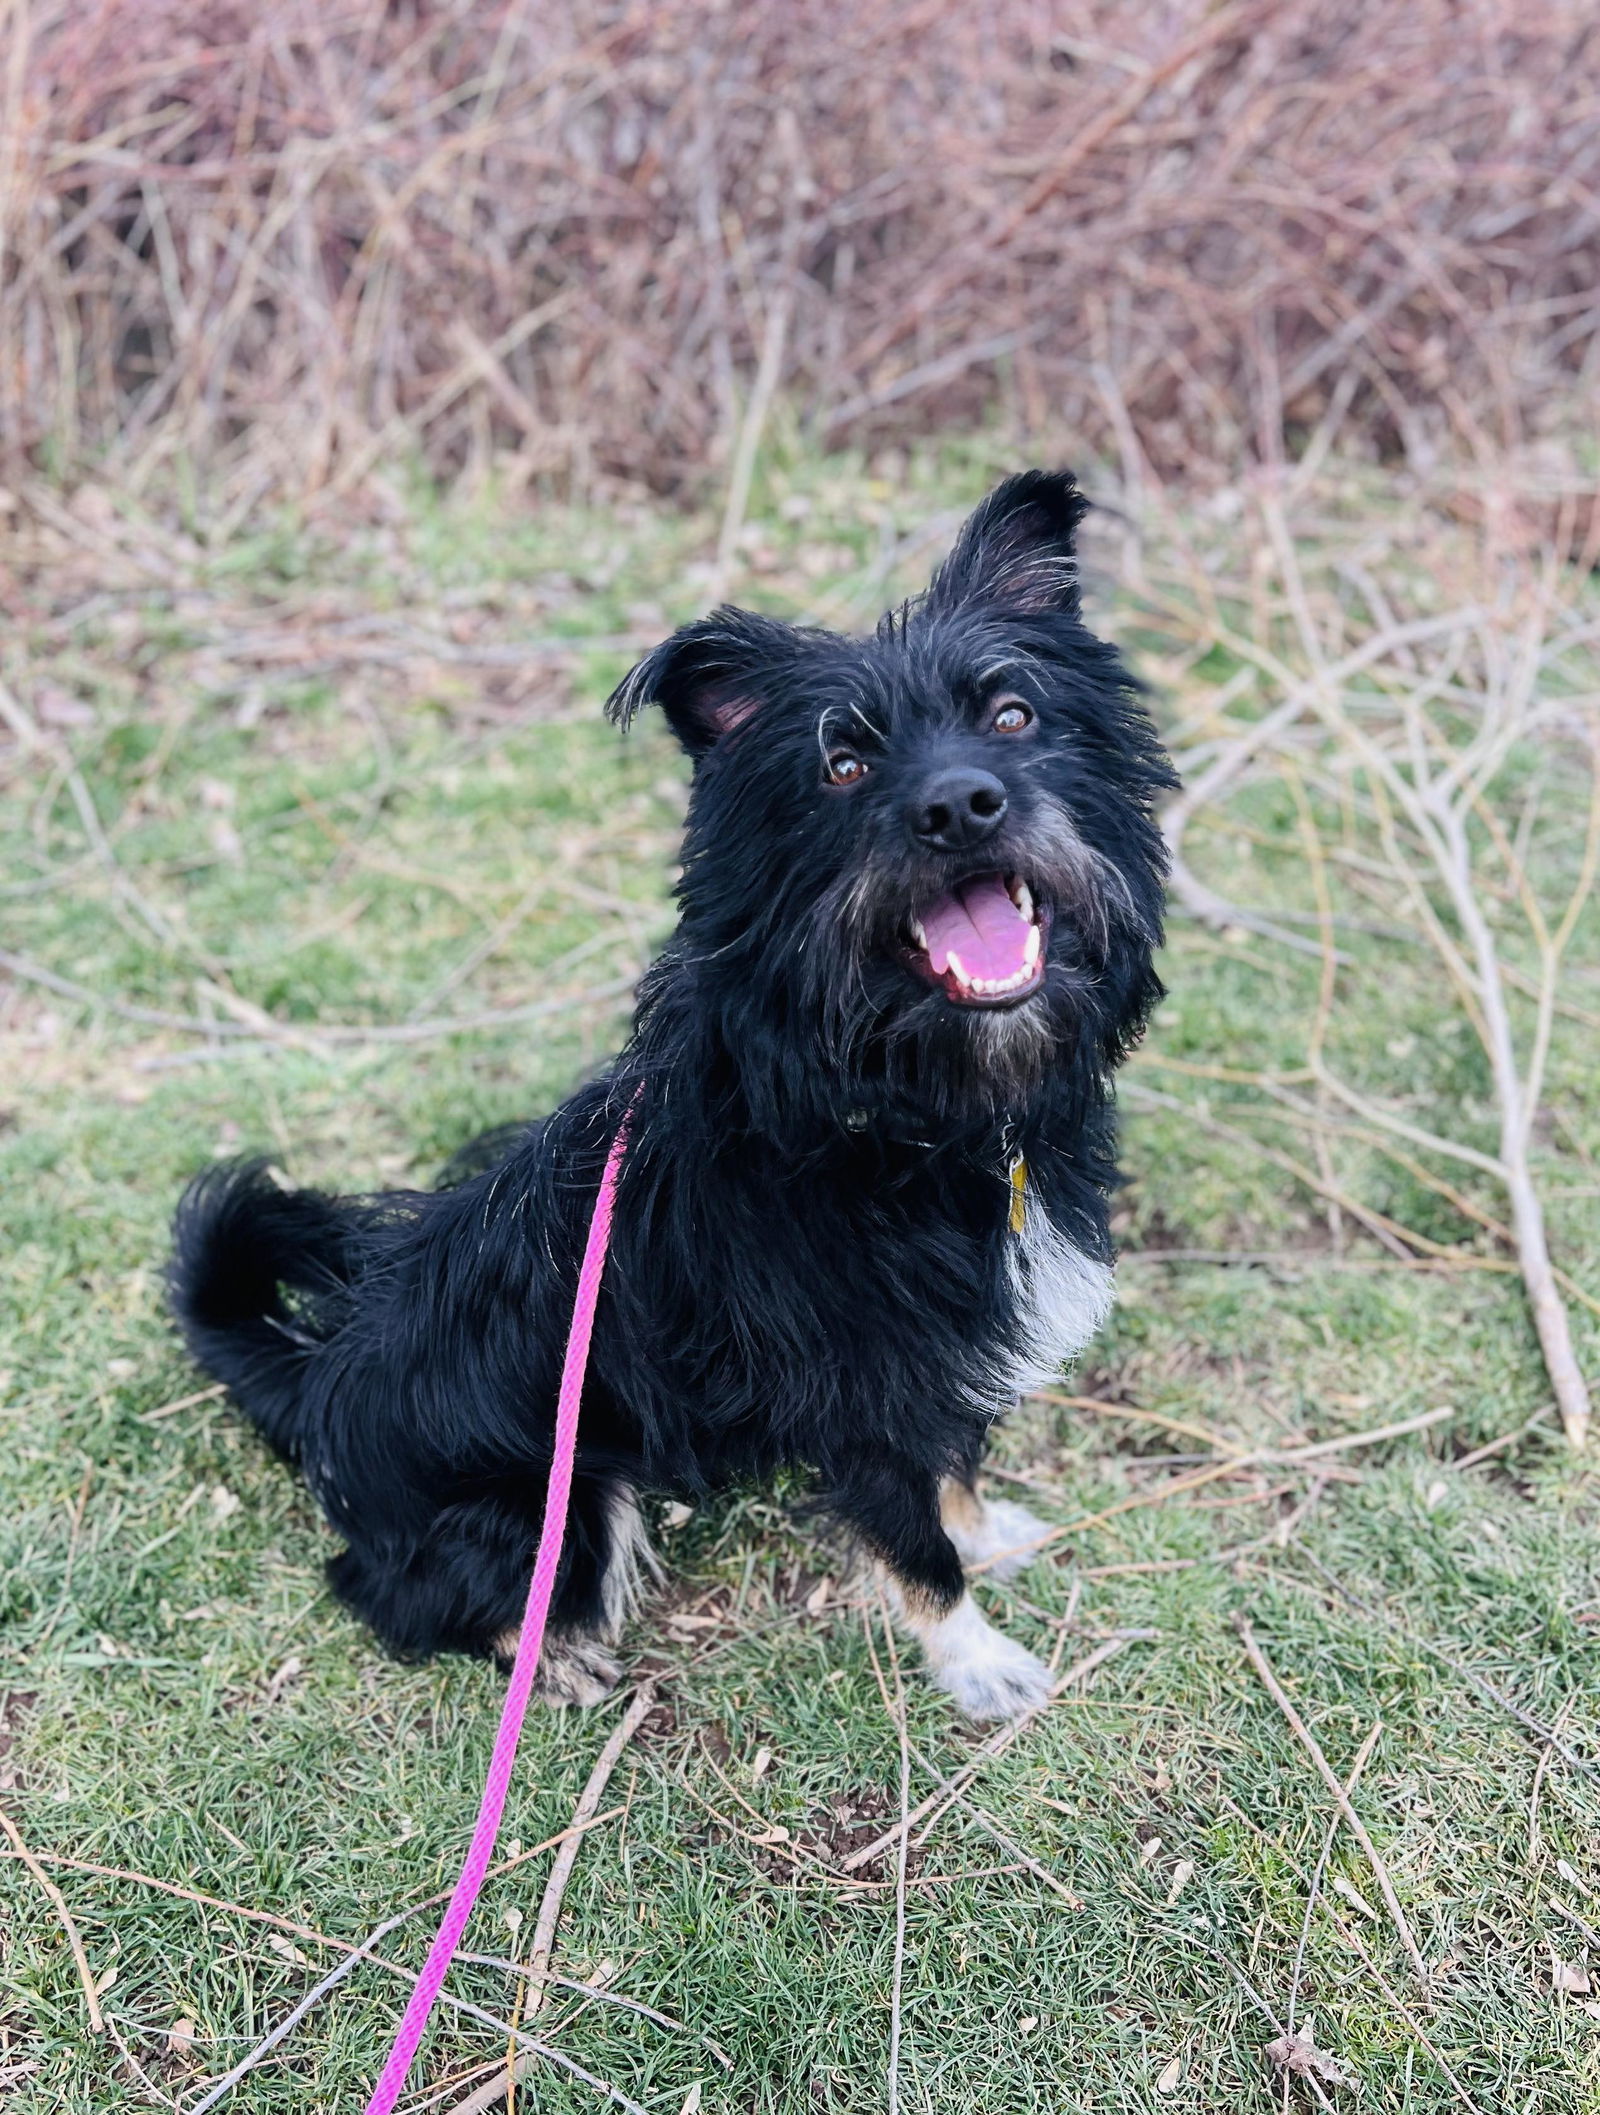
[922, 469, 1089, 620]
[605, 608, 800, 758]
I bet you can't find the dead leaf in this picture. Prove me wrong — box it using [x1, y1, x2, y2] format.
[210, 1485, 241, 1522]
[166, 2017, 198, 2055]
[1330, 1872, 1379, 1921]
[804, 1576, 832, 1615]
[1138, 1835, 1163, 1867]
[35, 682, 95, 728]
[661, 1501, 695, 1530]
[751, 1747, 773, 1779]
[1018, 2015, 1038, 2033]
[1156, 2053, 1183, 2093]
[748, 1825, 790, 1845]
[679, 2084, 702, 2115]
[92, 1962, 119, 1998]
[1264, 2032, 1350, 2087]
[1166, 1858, 1195, 1904]
[265, 1655, 303, 1706]
[1551, 1955, 1592, 1994]
[266, 1934, 309, 1967]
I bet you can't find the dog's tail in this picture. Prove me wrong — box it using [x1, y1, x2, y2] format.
[168, 1159, 354, 1462]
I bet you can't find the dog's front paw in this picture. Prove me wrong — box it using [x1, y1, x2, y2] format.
[933, 1625, 1052, 1722]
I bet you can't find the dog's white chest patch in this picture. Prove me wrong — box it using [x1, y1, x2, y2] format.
[1002, 1187, 1115, 1400]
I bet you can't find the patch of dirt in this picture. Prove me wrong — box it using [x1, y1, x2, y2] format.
[792, 1784, 928, 1884]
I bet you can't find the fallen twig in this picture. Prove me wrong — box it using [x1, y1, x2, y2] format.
[1322, 1909, 1483, 2114]
[865, 1593, 913, 2115]
[456, 1684, 656, 2115]
[1238, 1621, 1430, 1990]
[971, 1406, 1454, 1574]
[0, 946, 635, 1048]
[839, 1633, 1151, 1873]
[0, 1803, 105, 2035]
[0, 1809, 625, 2107]
[1287, 1719, 1382, 2035]
[1296, 1548, 1598, 1770]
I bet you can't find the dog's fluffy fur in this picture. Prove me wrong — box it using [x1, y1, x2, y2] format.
[169, 471, 1174, 1719]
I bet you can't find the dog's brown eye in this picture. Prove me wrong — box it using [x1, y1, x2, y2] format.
[825, 749, 869, 786]
[991, 699, 1033, 733]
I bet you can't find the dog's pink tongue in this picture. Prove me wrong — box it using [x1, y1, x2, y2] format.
[919, 874, 1029, 982]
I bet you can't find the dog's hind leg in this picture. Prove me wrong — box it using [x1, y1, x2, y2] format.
[830, 1454, 1051, 1722]
[328, 1478, 655, 1704]
[491, 1479, 660, 1706]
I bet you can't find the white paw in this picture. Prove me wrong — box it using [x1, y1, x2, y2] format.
[495, 1630, 622, 1707]
[536, 1637, 622, 1708]
[933, 1626, 1052, 1722]
[910, 1595, 1053, 1721]
[945, 1495, 1050, 1580]
[973, 1498, 1050, 1581]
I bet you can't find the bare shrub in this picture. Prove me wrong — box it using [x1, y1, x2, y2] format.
[1, 0, 1597, 506]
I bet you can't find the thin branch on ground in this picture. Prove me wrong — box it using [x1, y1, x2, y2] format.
[0, 1803, 105, 2035]
[451, 1685, 657, 2115]
[839, 1633, 1148, 1873]
[0, 1809, 626, 2109]
[865, 1592, 913, 2115]
[1238, 1620, 1431, 1991]
[1322, 1910, 1483, 2114]
[1287, 1719, 1382, 2034]
[0, 945, 635, 1049]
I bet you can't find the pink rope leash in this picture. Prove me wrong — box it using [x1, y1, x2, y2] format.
[364, 1100, 637, 2115]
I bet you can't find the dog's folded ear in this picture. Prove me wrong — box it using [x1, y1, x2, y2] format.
[606, 608, 801, 758]
[923, 469, 1089, 620]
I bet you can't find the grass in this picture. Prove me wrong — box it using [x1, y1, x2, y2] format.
[3, 437, 1600, 2112]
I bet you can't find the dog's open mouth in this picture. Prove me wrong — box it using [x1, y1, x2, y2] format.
[904, 872, 1050, 1006]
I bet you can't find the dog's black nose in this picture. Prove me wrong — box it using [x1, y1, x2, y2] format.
[908, 768, 1008, 850]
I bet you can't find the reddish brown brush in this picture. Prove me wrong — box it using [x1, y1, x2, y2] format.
[1, 0, 1597, 507]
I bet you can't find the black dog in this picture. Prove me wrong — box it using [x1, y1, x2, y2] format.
[169, 472, 1173, 1719]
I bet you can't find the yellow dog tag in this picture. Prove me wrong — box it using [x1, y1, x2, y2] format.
[1009, 1156, 1028, 1234]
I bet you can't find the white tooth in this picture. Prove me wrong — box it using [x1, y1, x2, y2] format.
[912, 919, 928, 950]
[945, 949, 968, 987]
[1023, 924, 1040, 968]
[1014, 880, 1034, 923]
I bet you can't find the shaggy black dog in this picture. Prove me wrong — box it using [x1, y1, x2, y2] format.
[169, 471, 1174, 1719]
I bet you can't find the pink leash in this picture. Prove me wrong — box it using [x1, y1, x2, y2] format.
[364, 1101, 637, 2114]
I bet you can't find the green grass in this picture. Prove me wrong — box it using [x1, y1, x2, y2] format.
[3, 443, 1600, 2111]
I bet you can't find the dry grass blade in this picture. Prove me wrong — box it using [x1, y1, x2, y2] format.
[969, 1407, 1451, 1574]
[864, 1593, 913, 2115]
[0, 1809, 627, 2112]
[0, 946, 635, 1050]
[1321, 1911, 1484, 2114]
